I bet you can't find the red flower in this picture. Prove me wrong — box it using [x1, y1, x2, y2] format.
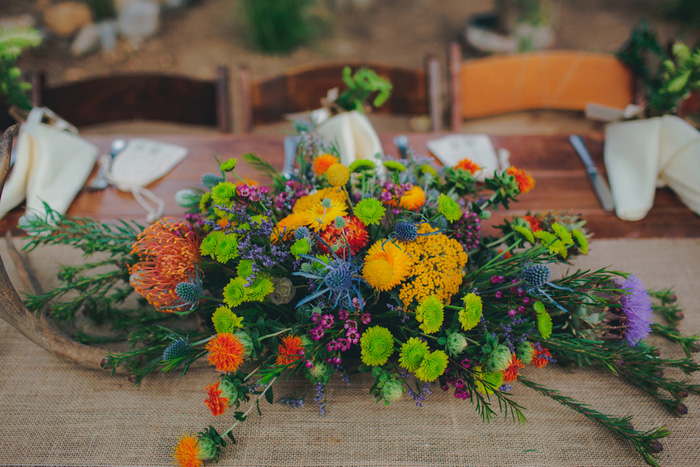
[502, 353, 525, 382]
[506, 166, 535, 194]
[533, 346, 552, 369]
[276, 335, 304, 366]
[206, 333, 245, 373]
[204, 381, 229, 417]
[521, 215, 542, 232]
[318, 216, 369, 257]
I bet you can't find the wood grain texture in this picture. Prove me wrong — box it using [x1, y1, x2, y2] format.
[0, 132, 697, 238]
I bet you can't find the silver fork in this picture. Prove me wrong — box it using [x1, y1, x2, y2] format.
[87, 139, 126, 190]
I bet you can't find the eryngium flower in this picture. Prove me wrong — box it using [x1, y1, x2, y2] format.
[616, 275, 653, 346]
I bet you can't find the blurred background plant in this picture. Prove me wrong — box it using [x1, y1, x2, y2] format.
[664, 0, 700, 31]
[0, 26, 41, 112]
[334, 66, 392, 112]
[86, 0, 117, 22]
[239, 0, 325, 54]
[617, 22, 700, 118]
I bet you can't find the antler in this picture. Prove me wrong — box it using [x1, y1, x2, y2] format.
[0, 125, 124, 373]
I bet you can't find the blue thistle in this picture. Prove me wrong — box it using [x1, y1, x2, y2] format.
[162, 337, 191, 361]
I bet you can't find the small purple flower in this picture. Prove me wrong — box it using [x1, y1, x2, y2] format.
[460, 358, 472, 369]
[236, 184, 250, 197]
[321, 314, 335, 329]
[616, 274, 653, 346]
[309, 326, 325, 341]
[346, 328, 361, 344]
[344, 319, 357, 330]
[338, 309, 349, 320]
[360, 313, 372, 325]
[311, 313, 322, 324]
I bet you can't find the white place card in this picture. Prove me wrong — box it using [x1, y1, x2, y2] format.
[427, 134, 499, 179]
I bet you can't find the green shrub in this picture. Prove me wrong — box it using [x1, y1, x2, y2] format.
[240, 0, 322, 54]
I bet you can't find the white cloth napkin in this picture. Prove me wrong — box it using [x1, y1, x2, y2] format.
[605, 115, 700, 221]
[0, 108, 98, 222]
[315, 110, 384, 167]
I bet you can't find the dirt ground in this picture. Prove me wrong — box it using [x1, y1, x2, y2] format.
[8, 0, 700, 133]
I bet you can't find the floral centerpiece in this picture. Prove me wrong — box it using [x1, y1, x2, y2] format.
[21, 125, 699, 467]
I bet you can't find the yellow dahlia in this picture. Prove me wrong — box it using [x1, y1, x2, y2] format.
[363, 240, 412, 291]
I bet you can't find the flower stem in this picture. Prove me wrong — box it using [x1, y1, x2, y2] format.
[258, 328, 293, 341]
[221, 376, 278, 438]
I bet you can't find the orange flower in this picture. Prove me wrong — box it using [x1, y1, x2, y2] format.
[206, 333, 245, 373]
[399, 186, 426, 210]
[204, 382, 229, 417]
[313, 154, 339, 176]
[533, 346, 552, 369]
[502, 353, 525, 382]
[129, 219, 202, 312]
[276, 335, 304, 366]
[506, 166, 535, 194]
[455, 158, 481, 174]
[173, 434, 204, 467]
[236, 177, 260, 187]
[318, 215, 369, 257]
[521, 215, 542, 232]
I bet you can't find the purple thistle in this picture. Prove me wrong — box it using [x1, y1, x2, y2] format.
[616, 275, 653, 346]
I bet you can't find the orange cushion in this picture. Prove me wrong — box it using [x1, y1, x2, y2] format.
[458, 51, 635, 119]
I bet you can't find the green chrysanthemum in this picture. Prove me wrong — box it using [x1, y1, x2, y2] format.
[214, 233, 239, 263]
[223, 277, 247, 307]
[572, 229, 589, 255]
[459, 293, 482, 331]
[348, 159, 375, 173]
[212, 305, 243, 334]
[399, 337, 429, 372]
[200, 231, 224, 258]
[360, 326, 395, 366]
[211, 181, 237, 206]
[517, 340, 536, 364]
[534, 301, 552, 339]
[415, 295, 444, 334]
[199, 191, 212, 212]
[415, 350, 449, 382]
[418, 164, 439, 179]
[437, 194, 462, 222]
[513, 224, 535, 244]
[246, 277, 274, 302]
[552, 222, 573, 246]
[534, 230, 568, 258]
[219, 158, 237, 172]
[290, 238, 311, 256]
[237, 259, 253, 278]
[383, 160, 407, 172]
[355, 198, 386, 226]
[473, 365, 504, 394]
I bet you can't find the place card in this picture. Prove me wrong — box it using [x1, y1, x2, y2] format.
[427, 134, 499, 179]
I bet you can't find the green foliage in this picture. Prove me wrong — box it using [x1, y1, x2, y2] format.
[335, 67, 393, 112]
[86, 0, 116, 21]
[617, 22, 700, 116]
[0, 26, 41, 111]
[664, 0, 700, 30]
[239, 0, 322, 54]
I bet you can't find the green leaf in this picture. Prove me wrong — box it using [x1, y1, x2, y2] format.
[227, 432, 236, 444]
[256, 399, 262, 417]
[666, 71, 690, 93]
[265, 386, 274, 405]
[233, 411, 247, 422]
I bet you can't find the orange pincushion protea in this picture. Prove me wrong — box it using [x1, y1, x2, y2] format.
[204, 382, 229, 417]
[318, 216, 369, 257]
[276, 335, 305, 366]
[455, 158, 481, 174]
[206, 333, 245, 373]
[129, 219, 201, 312]
[506, 166, 535, 194]
[173, 434, 204, 467]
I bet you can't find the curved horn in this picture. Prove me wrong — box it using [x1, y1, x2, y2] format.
[0, 125, 124, 373]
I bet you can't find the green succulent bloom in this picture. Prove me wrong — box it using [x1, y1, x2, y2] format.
[485, 344, 511, 372]
[517, 341, 536, 365]
[360, 326, 395, 366]
[174, 188, 200, 208]
[212, 305, 243, 334]
[355, 198, 386, 226]
[446, 332, 468, 357]
[218, 380, 238, 401]
[399, 337, 429, 372]
[223, 277, 247, 307]
[437, 194, 462, 222]
[306, 361, 332, 384]
[380, 379, 405, 403]
[415, 350, 449, 382]
[459, 293, 482, 331]
[383, 160, 407, 172]
[415, 295, 444, 334]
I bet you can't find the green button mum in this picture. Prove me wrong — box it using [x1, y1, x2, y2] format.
[355, 198, 386, 226]
[360, 326, 395, 366]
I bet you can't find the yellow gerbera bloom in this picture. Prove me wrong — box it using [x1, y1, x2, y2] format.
[293, 188, 346, 213]
[305, 199, 348, 232]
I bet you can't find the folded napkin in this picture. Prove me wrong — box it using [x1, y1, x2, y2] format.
[315, 110, 384, 167]
[0, 108, 98, 222]
[604, 115, 700, 221]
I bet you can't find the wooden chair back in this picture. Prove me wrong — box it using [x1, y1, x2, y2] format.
[450, 43, 636, 130]
[239, 57, 441, 132]
[31, 66, 231, 132]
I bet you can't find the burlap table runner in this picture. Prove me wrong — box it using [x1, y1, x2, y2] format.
[1, 238, 698, 466]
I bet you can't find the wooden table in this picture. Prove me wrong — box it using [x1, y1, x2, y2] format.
[1, 132, 698, 238]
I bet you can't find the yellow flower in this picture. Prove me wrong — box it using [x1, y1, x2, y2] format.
[398, 223, 468, 308]
[304, 199, 348, 232]
[326, 163, 350, 187]
[313, 154, 339, 175]
[293, 188, 346, 213]
[363, 240, 413, 291]
[272, 212, 309, 243]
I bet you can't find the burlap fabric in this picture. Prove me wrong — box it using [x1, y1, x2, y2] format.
[0, 239, 698, 466]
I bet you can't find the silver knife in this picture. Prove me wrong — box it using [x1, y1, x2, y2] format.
[569, 135, 615, 212]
